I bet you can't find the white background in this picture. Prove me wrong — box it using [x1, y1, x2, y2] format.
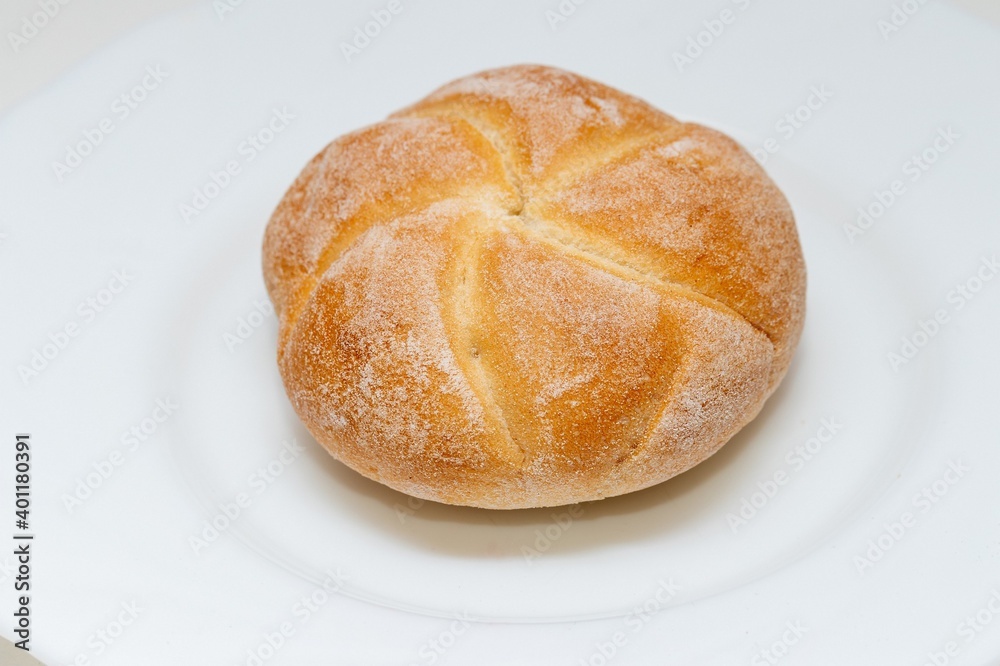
[2, 1, 1000, 665]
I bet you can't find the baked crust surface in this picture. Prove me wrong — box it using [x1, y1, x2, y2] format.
[263, 65, 806, 508]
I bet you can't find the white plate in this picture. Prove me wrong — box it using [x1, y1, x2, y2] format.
[168, 154, 934, 622]
[2, 0, 999, 664]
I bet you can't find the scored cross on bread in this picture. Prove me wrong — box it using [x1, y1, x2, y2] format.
[263, 65, 806, 509]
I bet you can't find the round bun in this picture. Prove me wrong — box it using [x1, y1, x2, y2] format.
[263, 65, 806, 509]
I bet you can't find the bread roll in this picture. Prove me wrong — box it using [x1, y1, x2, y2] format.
[263, 65, 806, 509]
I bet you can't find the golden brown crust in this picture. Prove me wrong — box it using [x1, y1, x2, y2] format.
[263, 65, 806, 509]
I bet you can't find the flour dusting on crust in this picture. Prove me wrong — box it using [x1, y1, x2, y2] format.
[264, 65, 807, 508]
